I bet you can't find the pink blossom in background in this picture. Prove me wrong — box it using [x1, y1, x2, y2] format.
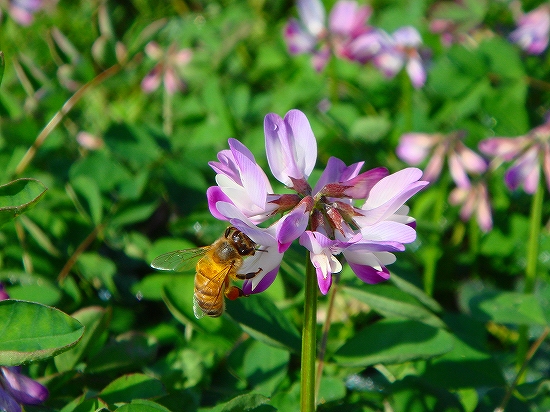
[509, 3, 550, 55]
[428, 0, 486, 47]
[141, 42, 192, 94]
[479, 120, 550, 194]
[208, 109, 427, 294]
[76, 131, 104, 151]
[397, 131, 487, 185]
[374, 26, 427, 88]
[449, 180, 493, 232]
[6, 0, 44, 25]
[283, 0, 372, 71]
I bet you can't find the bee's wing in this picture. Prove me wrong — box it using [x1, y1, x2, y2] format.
[150, 247, 209, 272]
[193, 294, 207, 319]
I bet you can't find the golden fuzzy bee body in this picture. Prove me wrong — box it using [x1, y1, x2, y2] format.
[151, 227, 260, 318]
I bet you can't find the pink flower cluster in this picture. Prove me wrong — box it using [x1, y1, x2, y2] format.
[283, 0, 428, 88]
[397, 116, 550, 232]
[509, 3, 550, 55]
[0, 284, 49, 412]
[141, 42, 193, 95]
[3, 0, 44, 26]
[207, 110, 426, 295]
[397, 130, 492, 232]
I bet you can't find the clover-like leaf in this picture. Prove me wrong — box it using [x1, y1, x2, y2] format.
[0, 178, 47, 228]
[0, 300, 84, 365]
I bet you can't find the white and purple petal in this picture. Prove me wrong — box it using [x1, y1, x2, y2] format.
[265, 110, 318, 186]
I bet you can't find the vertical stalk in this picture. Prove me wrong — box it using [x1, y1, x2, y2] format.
[301, 252, 318, 412]
[516, 178, 544, 376]
[524, 178, 544, 294]
[423, 181, 446, 296]
[315, 278, 338, 401]
[163, 87, 173, 136]
[469, 216, 480, 278]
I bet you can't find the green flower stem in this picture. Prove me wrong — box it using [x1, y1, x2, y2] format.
[301, 252, 318, 412]
[525, 178, 544, 294]
[315, 277, 338, 401]
[423, 181, 446, 296]
[163, 87, 173, 136]
[517, 178, 545, 375]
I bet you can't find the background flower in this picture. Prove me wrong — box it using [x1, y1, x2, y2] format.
[141, 42, 192, 94]
[479, 120, 550, 194]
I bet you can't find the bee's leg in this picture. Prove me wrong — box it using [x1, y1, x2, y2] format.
[225, 286, 248, 300]
[234, 267, 262, 280]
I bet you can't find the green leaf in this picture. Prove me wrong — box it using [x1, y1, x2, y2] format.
[131, 274, 174, 301]
[70, 175, 103, 225]
[77, 253, 119, 298]
[0, 300, 84, 365]
[6, 283, 62, 306]
[60, 397, 110, 412]
[220, 394, 274, 412]
[334, 318, 454, 367]
[115, 399, 171, 412]
[0, 178, 47, 228]
[516, 379, 550, 400]
[226, 294, 301, 353]
[317, 376, 346, 404]
[390, 271, 443, 313]
[0, 51, 4, 87]
[350, 115, 391, 142]
[467, 290, 547, 326]
[342, 285, 446, 328]
[109, 201, 158, 227]
[86, 332, 157, 373]
[422, 331, 505, 388]
[242, 340, 289, 396]
[390, 376, 465, 412]
[55, 306, 111, 372]
[99, 373, 166, 405]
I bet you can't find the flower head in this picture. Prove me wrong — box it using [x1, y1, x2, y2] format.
[5, 0, 44, 26]
[141, 42, 192, 94]
[0, 285, 49, 412]
[428, 0, 485, 47]
[283, 0, 372, 71]
[449, 180, 492, 232]
[376, 26, 427, 88]
[479, 119, 550, 194]
[208, 110, 426, 294]
[397, 131, 487, 185]
[509, 4, 550, 55]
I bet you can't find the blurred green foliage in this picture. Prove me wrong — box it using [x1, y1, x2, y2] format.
[1, 0, 550, 411]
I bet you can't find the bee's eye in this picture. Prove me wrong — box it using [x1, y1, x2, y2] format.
[224, 227, 232, 238]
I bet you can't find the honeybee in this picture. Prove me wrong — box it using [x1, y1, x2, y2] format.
[151, 227, 262, 318]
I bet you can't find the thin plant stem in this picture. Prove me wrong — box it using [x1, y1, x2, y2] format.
[423, 181, 446, 296]
[469, 216, 480, 277]
[401, 70, 413, 134]
[327, 56, 339, 103]
[301, 252, 318, 412]
[525, 178, 544, 294]
[315, 276, 338, 401]
[57, 223, 106, 283]
[13, 63, 122, 178]
[163, 87, 173, 136]
[516, 178, 544, 377]
[497, 326, 550, 412]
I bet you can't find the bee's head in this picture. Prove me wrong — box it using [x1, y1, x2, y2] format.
[225, 226, 256, 256]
